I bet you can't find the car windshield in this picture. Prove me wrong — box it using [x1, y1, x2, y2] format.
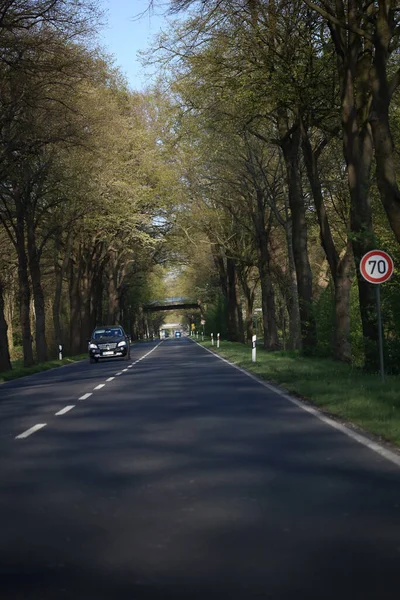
[93, 328, 123, 339]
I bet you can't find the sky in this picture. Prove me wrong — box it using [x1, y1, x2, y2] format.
[98, 0, 171, 90]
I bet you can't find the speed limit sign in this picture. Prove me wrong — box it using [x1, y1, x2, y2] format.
[360, 250, 394, 284]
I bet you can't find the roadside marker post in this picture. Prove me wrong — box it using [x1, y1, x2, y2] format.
[252, 335, 257, 363]
[217, 333, 220, 348]
[211, 333, 214, 346]
[58, 344, 63, 361]
[360, 250, 394, 383]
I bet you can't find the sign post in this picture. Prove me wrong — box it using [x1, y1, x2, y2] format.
[211, 333, 214, 346]
[252, 335, 257, 363]
[360, 250, 394, 383]
[217, 333, 220, 348]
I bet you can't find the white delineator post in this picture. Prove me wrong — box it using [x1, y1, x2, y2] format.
[217, 333, 220, 348]
[211, 333, 214, 346]
[58, 344, 63, 361]
[252, 335, 256, 362]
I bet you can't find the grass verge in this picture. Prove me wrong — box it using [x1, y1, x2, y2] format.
[0, 354, 87, 384]
[199, 340, 400, 448]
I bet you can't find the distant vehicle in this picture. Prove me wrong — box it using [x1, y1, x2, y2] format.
[175, 331, 182, 338]
[88, 326, 131, 363]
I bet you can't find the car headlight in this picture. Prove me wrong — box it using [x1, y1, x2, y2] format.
[117, 340, 127, 347]
[89, 343, 98, 349]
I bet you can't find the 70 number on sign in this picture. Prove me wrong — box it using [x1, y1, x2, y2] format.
[360, 250, 394, 285]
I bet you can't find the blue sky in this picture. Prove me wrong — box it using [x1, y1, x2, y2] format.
[98, 1, 170, 90]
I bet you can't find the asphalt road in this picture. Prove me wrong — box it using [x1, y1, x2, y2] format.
[1, 337, 400, 599]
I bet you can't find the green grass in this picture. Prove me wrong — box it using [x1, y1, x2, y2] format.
[0, 354, 87, 383]
[200, 340, 400, 447]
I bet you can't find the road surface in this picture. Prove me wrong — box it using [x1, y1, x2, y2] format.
[0, 337, 400, 599]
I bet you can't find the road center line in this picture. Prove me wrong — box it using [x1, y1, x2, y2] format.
[115, 372, 122, 376]
[79, 393, 92, 400]
[106, 377, 115, 382]
[55, 405, 75, 416]
[122, 368, 128, 372]
[15, 423, 47, 439]
[94, 384, 105, 390]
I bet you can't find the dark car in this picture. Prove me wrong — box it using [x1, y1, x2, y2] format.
[88, 326, 131, 363]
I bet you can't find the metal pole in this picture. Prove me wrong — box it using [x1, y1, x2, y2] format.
[376, 285, 385, 383]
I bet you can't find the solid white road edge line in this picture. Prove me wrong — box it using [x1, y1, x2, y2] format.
[191, 339, 400, 469]
[15, 423, 47, 439]
[55, 405, 75, 416]
[79, 392, 92, 400]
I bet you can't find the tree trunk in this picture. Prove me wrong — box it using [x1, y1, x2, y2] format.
[239, 270, 255, 344]
[53, 230, 72, 352]
[68, 254, 82, 355]
[284, 219, 301, 350]
[301, 122, 353, 362]
[212, 245, 229, 301]
[257, 248, 279, 350]
[0, 277, 12, 372]
[15, 214, 34, 367]
[280, 122, 316, 353]
[369, 8, 400, 244]
[250, 188, 279, 350]
[334, 244, 353, 362]
[27, 219, 48, 362]
[4, 282, 14, 352]
[226, 258, 242, 342]
[343, 67, 377, 370]
[105, 251, 120, 324]
[234, 269, 245, 343]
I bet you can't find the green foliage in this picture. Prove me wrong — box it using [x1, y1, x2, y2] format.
[349, 280, 365, 368]
[0, 354, 87, 383]
[203, 294, 228, 338]
[314, 285, 335, 357]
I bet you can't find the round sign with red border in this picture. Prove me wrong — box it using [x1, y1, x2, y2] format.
[360, 250, 394, 284]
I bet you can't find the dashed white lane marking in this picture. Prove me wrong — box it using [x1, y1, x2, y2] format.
[55, 405, 75, 416]
[16, 423, 47, 439]
[192, 340, 400, 469]
[122, 369, 128, 372]
[14, 341, 165, 442]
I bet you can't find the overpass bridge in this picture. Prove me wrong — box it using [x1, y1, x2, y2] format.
[142, 297, 202, 313]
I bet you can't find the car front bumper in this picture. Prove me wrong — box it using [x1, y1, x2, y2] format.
[89, 347, 128, 359]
